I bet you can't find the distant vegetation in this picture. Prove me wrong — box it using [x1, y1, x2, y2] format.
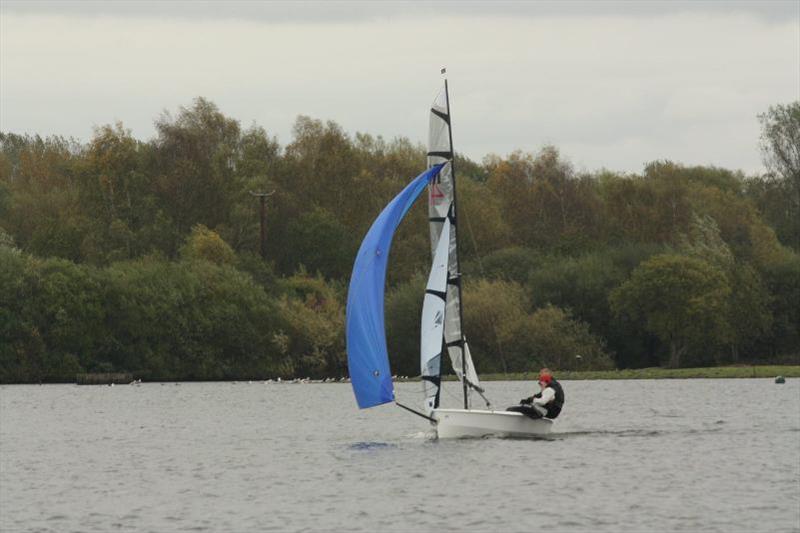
[480, 366, 800, 381]
[1, 99, 798, 383]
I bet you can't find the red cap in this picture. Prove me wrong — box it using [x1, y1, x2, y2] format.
[539, 373, 552, 385]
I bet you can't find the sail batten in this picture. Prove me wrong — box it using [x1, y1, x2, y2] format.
[346, 164, 444, 409]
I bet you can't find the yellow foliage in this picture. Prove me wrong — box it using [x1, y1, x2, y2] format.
[180, 224, 235, 265]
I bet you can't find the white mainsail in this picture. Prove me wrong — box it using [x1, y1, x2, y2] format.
[420, 217, 451, 412]
[426, 84, 482, 407]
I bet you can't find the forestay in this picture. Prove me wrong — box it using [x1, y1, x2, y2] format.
[346, 164, 444, 409]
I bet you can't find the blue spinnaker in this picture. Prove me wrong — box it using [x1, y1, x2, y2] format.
[346, 164, 444, 409]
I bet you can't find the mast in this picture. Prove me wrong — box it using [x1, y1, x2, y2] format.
[442, 76, 469, 410]
[426, 70, 483, 411]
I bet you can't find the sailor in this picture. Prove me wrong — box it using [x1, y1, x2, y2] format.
[507, 369, 564, 419]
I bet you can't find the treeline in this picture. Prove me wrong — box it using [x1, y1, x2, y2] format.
[0, 99, 798, 382]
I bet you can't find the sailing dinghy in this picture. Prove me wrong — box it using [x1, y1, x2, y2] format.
[346, 78, 553, 438]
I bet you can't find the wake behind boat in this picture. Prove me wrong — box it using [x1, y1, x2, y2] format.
[346, 74, 555, 438]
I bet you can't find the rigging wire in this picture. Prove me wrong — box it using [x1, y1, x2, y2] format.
[439, 376, 492, 409]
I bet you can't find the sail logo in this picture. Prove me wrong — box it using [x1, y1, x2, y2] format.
[430, 183, 445, 204]
[434, 310, 443, 326]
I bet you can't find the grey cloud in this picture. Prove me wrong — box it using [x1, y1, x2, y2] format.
[2, 2, 796, 175]
[2, 0, 797, 23]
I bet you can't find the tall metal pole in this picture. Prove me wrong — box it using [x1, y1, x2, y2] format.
[443, 74, 469, 410]
[249, 190, 275, 258]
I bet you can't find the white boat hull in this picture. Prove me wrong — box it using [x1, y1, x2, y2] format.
[431, 408, 554, 439]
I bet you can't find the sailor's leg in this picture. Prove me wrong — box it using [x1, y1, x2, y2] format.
[533, 404, 548, 417]
[506, 405, 543, 419]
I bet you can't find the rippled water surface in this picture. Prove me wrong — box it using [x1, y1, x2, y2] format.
[1, 379, 799, 532]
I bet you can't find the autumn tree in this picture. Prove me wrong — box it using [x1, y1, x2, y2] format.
[78, 123, 154, 263]
[180, 224, 236, 265]
[462, 279, 611, 372]
[486, 147, 602, 252]
[0, 133, 85, 260]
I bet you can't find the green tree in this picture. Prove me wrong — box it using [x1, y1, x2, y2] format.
[756, 102, 800, 249]
[235, 251, 279, 294]
[282, 116, 361, 221]
[0, 248, 108, 382]
[675, 215, 774, 362]
[675, 213, 734, 269]
[745, 175, 800, 251]
[385, 274, 426, 377]
[725, 264, 773, 363]
[103, 258, 282, 380]
[759, 102, 800, 184]
[273, 271, 345, 377]
[280, 207, 357, 279]
[462, 278, 529, 374]
[526, 243, 662, 368]
[217, 125, 282, 253]
[610, 254, 731, 368]
[152, 98, 243, 252]
[0, 246, 44, 382]
[759, 252, 800, 358]
[469, 246, 540, 284]
[497, 305, 614, 371]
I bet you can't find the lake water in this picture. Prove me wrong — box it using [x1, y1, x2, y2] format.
[1, 379, 798, 532]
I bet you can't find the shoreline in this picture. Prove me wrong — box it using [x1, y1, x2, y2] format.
[474, 365, 800, 381]
[1, 365, 798, 385]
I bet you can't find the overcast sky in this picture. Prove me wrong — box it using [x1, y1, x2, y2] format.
[1, 1, 798, 174]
